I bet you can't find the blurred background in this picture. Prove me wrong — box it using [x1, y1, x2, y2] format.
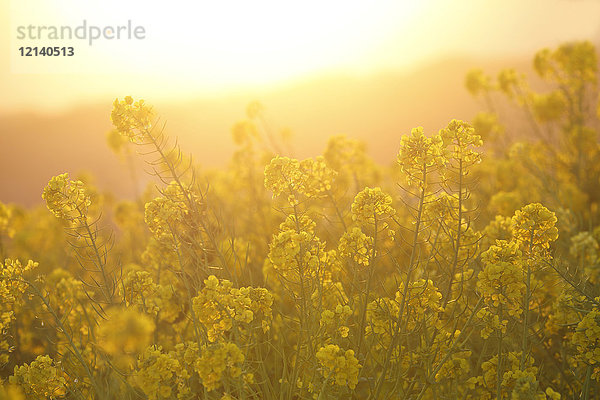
[2, 0, 600, 206]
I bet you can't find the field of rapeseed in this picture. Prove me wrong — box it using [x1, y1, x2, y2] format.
[1, 41, 600, 399]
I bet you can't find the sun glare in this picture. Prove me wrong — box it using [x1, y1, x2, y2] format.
[11, 0, 425, 89]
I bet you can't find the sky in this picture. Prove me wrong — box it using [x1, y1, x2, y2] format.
[2, 0, 600, 113]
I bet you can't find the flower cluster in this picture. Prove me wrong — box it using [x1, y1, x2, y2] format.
[395, 279, 443, 330]
[572, 309, 600, 366]
[477, 307, 507, 339]
[534, 41, 597, 85]
[0, 202, 14, 238]
[44, 268, 94, 338]
[481, 215, 513, 247]
[546, 290, 585, 335]
[465, 69, 492, 96]
[351, 187, 395, 225]
[192, 275, 273, 342]
[135, 346, 184, 400]
[144, 182, 191, 245]
[477, 260, 524, 316]
[196, 342, 245, 391]
[323, 135, 370, 175]
[320, 304, 352, 338]
[1, 259, 37, 365]
[267, 217, 325, 284]
[111, 96, 154, 142]
[9, 355, 66, 399]
[530, 91, 566, 122]
[570, 231, 599, 282]
[42, 173, 91, 222]
[397, 127, 445, 186]
[471, 112, 504, 142]
[435, 350, 471, 382]
[316, 344, 361, 389]
[439, 119, 482, 166]
[511, 203, 559, 251]
[468, 352, 539, 398]
[120, 270, 160, 314]
[365, 297, 398, 346]
[338, 227, 373, 266]
[508, 369, 546, 400]
[497, 68, 522, 98]
[96, 307, 155, 360]
[264, 156, 336, 203]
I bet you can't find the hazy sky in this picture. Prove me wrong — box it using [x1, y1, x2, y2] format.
[2, 0, 600, 113]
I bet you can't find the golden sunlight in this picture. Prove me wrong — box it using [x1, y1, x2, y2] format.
[11, 0, 424, 85]
[4, 1, 600, 399]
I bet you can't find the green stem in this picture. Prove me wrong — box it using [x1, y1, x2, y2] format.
[497, 304, 504, 400]
[520, 231, 534, 370]
[357, 215, 377, 360]
[371, 166, 427, 400]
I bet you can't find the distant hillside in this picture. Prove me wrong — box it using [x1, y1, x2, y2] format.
[0, 55, 532, 206]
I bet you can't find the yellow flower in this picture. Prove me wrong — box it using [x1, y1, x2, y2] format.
[316, 344, 361, 389]
[477, 260, 525, 316]
[472, 112, 504, 142]
[545, 387, 561, 400]
[351, 187, 395, 225]
[465, 69, 492, 96]
[440, 119, 482, 165]
[512, 203, 558, 251]
[192, 275, 273, 342]
[481, 240, 522, 265]
[320, 304, 352, 339]
[42, 173, 91, 222]
[339, 326, 349, 338]
[264, 156, 336, 201]
[497, 68, 522, 98]
[572, 309, 600, 365]
[482, 216, 513, 247]
[477, 307, 507, 339]
[472, 352, 537, 395]
[279, 214, 316, 234]
[144, 183, 190, 244]
[435, 350, 471, 381]
[338, 227, 373, 266]
[0, 384, 25, 400]
[267, 225, 324, 284]
[534, 41, 597, 84]
[111, 96, 154, 143]
[323, 135, 369, 174]
[366, 297, 398, 341]
[530, 91, 566, 122]
[395, 279, 443, 329]
[264, 156, 301, 197]
[96, 307, 155, 358]
[196, 342, 245, 391]
[9, 355, 67, 399]
[120, 270, 160, 315]
[397, 127, 446, 187]
[0, 259, 38, 366]
[135, 346, 181, 400]
[0, 202, 14, 238]
[509, 369, 545, 400]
